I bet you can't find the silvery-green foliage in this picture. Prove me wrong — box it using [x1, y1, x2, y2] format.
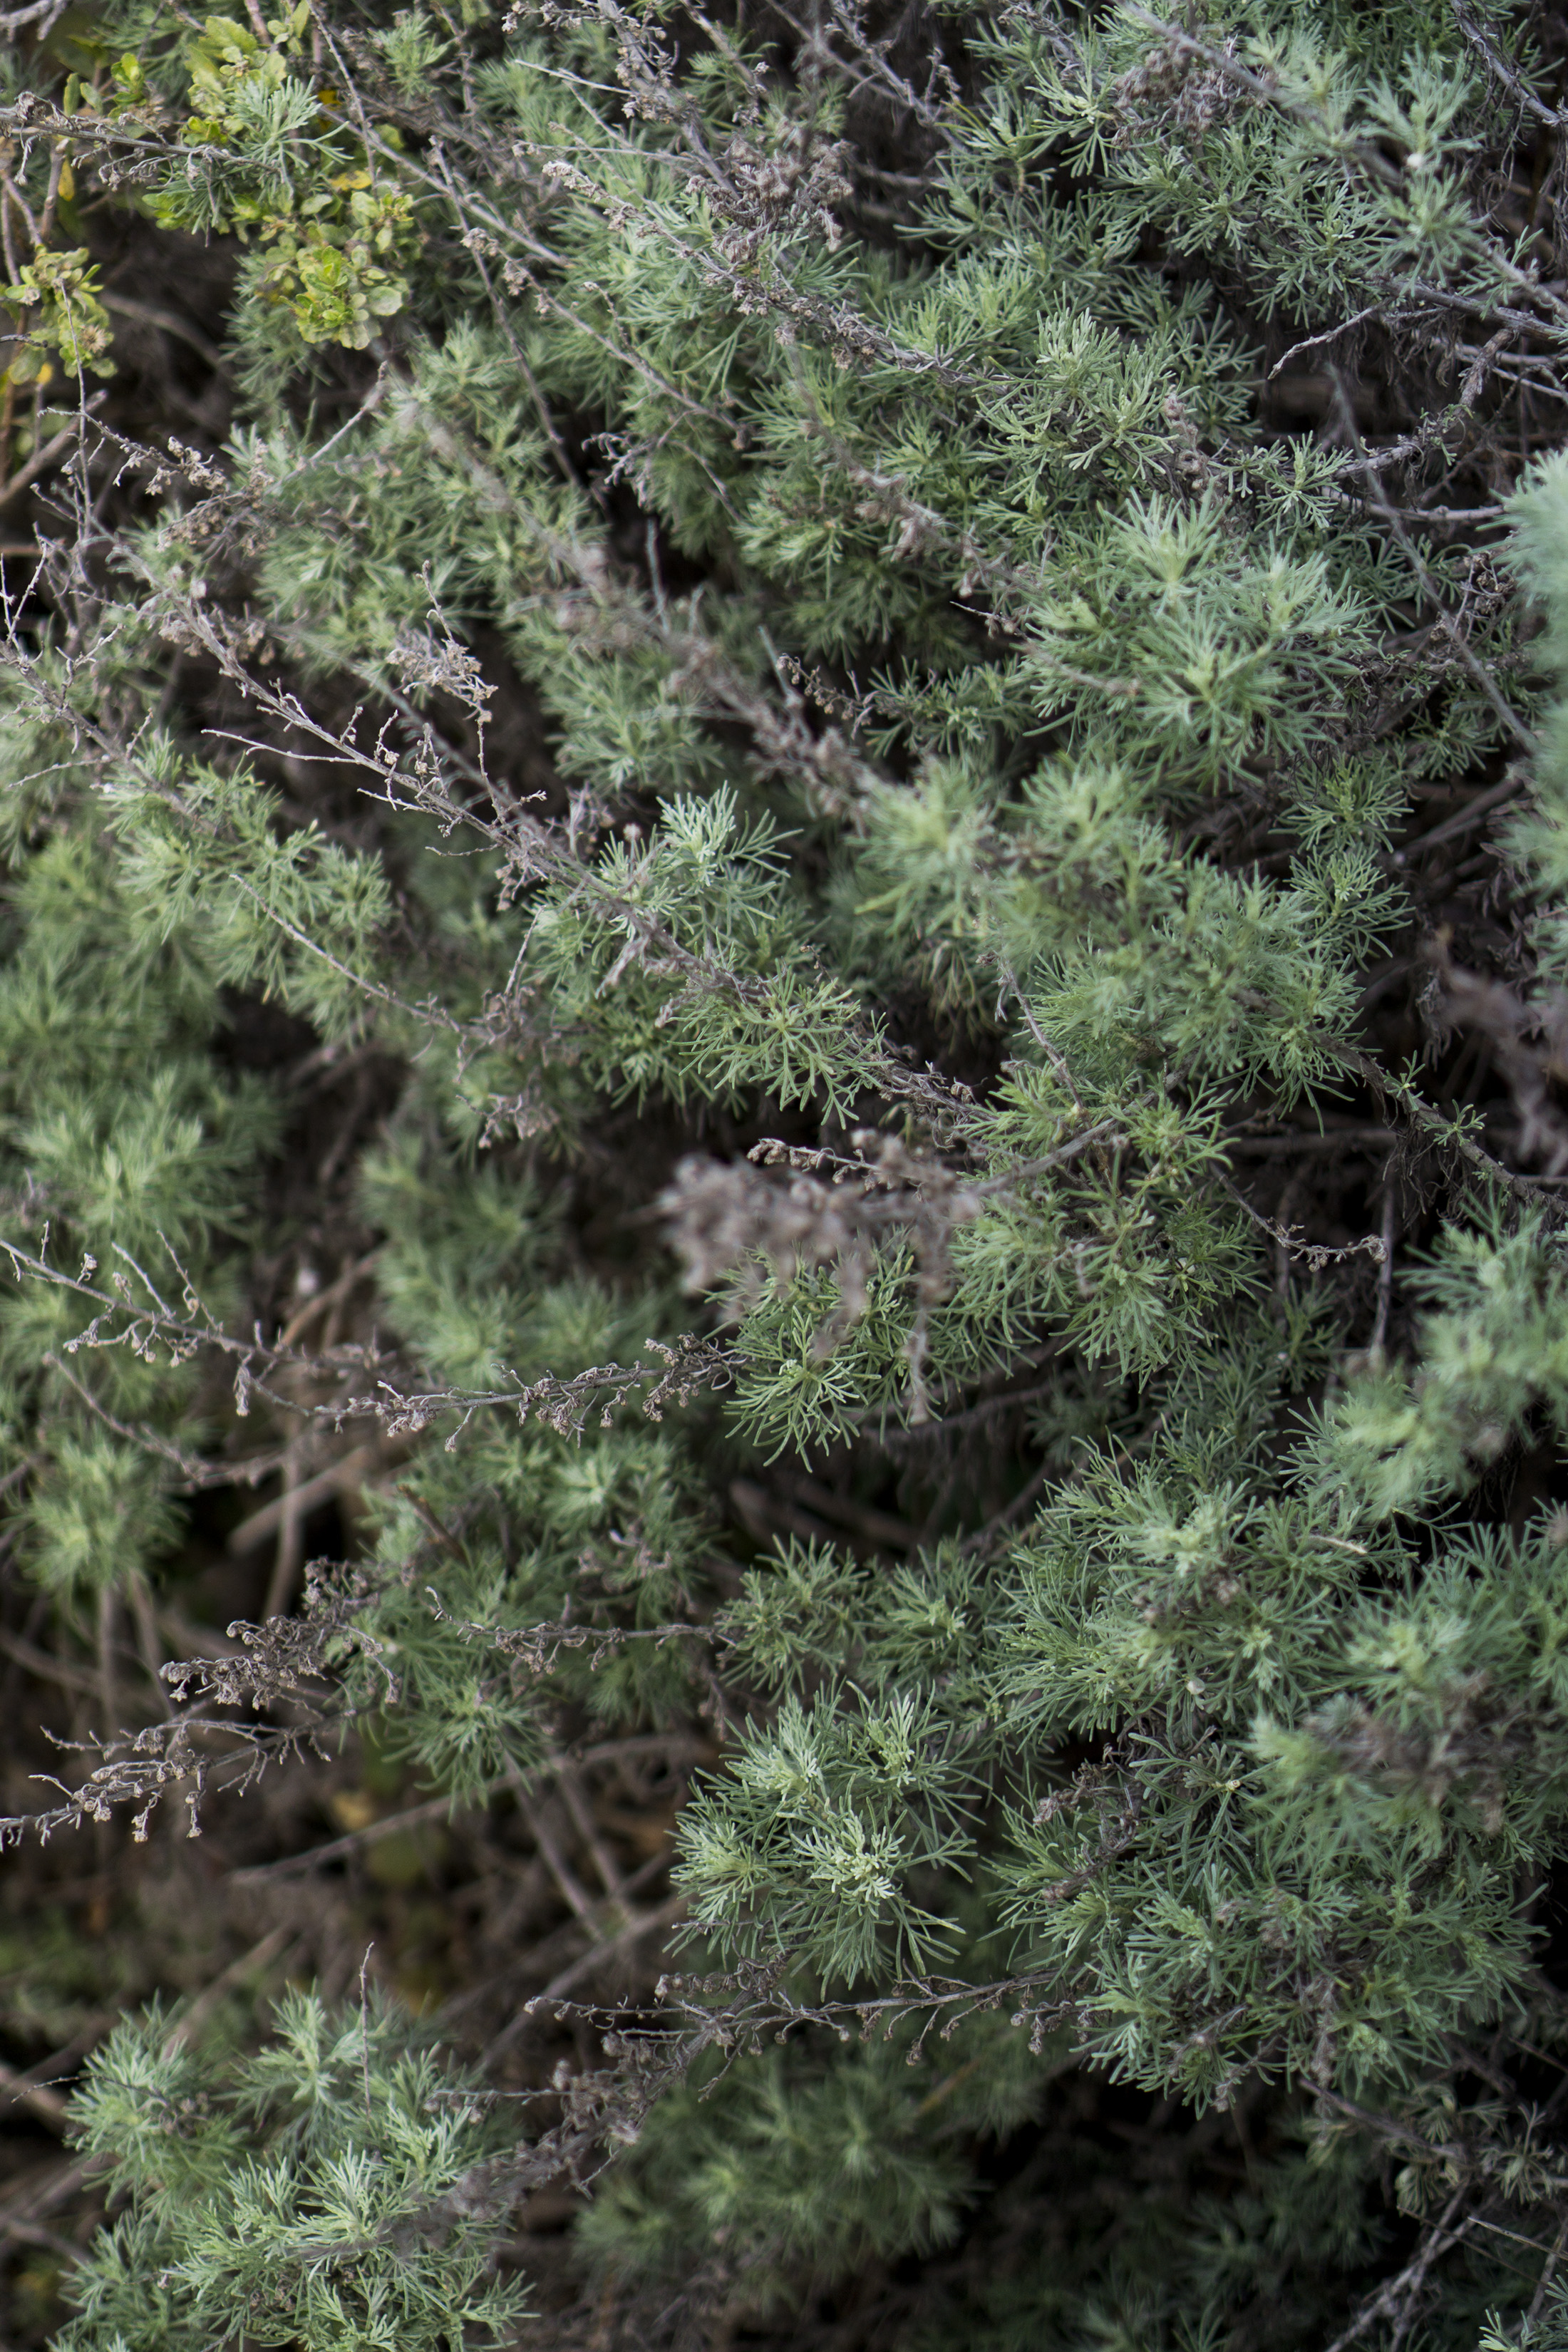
[4, 0, 1568, 2343]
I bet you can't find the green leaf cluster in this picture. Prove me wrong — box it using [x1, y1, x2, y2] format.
[4, 0, 1568, 2345]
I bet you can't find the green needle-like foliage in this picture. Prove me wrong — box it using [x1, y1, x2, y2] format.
[56, 1992, 527, 2352]
[4, 0, 1568, 2346]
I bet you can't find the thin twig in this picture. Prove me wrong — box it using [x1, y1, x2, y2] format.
[1218, 1172, 1387, 1272]
[1393, 771, 1523, 861]
[0, 2055, 71, 2133]
[517, 1894, 689, 2024]
[1529, 2214, 1568, 2328]
[1322, 2189, 1473, 2352]
[1370, 1160, 1398, 1363]
[228, 1773, 517, 1882]
[262, 1431, 307, 1623]
[0, 398, 105, 510]
[1330, 368, 1536, 754]
[958, 1461, 1052, 1555]
[231, 1442, 386, 1559]
[161, 1924, 300, 2055]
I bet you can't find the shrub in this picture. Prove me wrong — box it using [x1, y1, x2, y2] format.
[3, 0, 1568, 2345]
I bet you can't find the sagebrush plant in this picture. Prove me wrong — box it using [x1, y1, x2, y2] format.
[6, 0, 1568, 2343]
[55, 1989, 528, 2352]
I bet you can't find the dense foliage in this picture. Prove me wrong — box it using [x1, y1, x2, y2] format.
[6, 0, 1568, 2345]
